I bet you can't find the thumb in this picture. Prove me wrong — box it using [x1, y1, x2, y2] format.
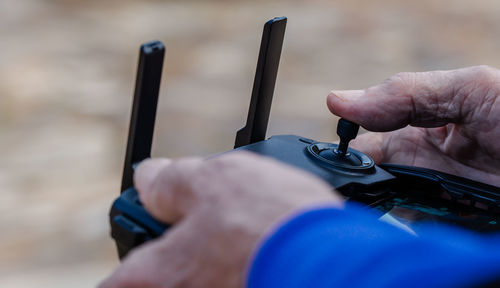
[134, 157, 203, 223]
[327, 66, 499, 131]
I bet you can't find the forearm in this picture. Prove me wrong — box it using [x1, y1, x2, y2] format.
[248, 205, 500, 288]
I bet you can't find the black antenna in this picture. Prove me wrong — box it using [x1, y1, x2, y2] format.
[234, 17, 287, 148]
[121, 41, 165, 192]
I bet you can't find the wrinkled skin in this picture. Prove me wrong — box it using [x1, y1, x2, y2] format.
[100, 153, 341, 288]
[100, 66, 500, 288]
[328, 66, 500, 186]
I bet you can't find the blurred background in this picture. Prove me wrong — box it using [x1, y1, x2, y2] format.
[2, 0, 500, 286]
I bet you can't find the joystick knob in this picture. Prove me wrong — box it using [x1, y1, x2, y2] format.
[306, 118, 372, 173]
[336, 118, 359, 156]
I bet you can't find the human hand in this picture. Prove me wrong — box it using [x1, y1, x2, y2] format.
[100, 152, 342, 288]
[328, 65, 500, 186]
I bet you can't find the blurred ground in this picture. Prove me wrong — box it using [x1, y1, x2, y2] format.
[2, 0, 500, 286]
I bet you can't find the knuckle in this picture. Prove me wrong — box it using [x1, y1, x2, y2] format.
[475, 64, 496, 74]
[391, 72, 415, 84]
[152, 158, 203, 199]
[471, 65, 499, 83]
[206, 156, 238, 175]
[210, 151, 256, 168]
[201, 152, 264, 183]
[159, 158, 201, 182]
[460, 65, 500, 100]
[382, 72, 418, 95]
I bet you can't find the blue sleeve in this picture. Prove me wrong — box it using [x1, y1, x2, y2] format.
[247, 204, 500, 288]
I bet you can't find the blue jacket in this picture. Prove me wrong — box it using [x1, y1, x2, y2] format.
[248, 204, 500, 288]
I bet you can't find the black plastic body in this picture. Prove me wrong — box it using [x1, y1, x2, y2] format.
[109, 18, 500, 260]
[110, 134, 500, 259]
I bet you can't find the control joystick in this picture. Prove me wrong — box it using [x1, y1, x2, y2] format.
[335, 118, 360, 156]
[307, 118, 374, 172]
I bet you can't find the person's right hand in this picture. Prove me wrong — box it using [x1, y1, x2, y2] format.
[327, 65, 500, 187]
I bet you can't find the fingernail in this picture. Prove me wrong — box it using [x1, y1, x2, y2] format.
[134, 158, 172, 192]
[329, 90, 365, 102]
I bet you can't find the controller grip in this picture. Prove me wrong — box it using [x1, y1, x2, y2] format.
[109, 187, 169, 259]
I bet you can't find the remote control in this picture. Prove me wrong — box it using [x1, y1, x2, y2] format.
[109, 17, 500, 259]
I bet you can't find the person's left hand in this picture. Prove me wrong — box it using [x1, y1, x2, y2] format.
[99, 152, 342, 288]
